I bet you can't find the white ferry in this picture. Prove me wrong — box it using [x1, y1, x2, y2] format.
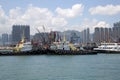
[94, 43, 120, 53]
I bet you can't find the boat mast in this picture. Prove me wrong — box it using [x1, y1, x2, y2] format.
[21, 28, 25, 43]
[63, 31, 66, 43]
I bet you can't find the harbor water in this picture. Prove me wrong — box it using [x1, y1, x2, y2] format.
[0, 54, 120, 80]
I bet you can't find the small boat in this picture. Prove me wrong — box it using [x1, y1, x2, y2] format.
[94, 43, 120, 53]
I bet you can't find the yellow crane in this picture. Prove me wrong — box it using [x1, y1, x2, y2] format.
[13, 30, 25, 52]
[63, 31, 78, 51]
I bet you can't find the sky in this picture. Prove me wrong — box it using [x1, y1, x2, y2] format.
[0, 0, 120, 35]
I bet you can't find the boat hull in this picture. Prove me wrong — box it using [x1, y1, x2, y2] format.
[95, 50, 120, 53]
[0, 49, 97, 56]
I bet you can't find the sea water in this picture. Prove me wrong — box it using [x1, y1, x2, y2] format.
[0, 54, 120, 80]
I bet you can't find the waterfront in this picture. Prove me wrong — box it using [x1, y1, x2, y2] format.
[0, 54, 120, 80]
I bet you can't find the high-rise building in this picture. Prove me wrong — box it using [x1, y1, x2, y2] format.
[0, 36, 2, 45]
[12, 25, 30, 44]
[8, 34, 12, 44]
[93, 27, 112, 44]
[86, 28, 90, 43]
[70, 32, 80, 44]
[93, 27, 100, 43]
[113, 21, 120, 42]
[2, 33, 8, 45]
[81, 28, 90, 44]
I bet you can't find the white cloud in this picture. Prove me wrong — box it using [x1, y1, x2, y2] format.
[51, 17, 67, 26]
[0, 6, 8, 24]
[0, 6, 10, 34]
[66, 19, 110, 33]
[89, 5, 120, 15]
[93, 21, 110, 28]
[56, 4, 84, 18]
[0, 4, 112, 36]
[81, 19, 110, 33]
[9, 7, 22, 19]
[0, 5, 68, 35]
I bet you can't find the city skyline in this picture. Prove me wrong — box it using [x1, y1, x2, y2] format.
[0, 0, 120, 35]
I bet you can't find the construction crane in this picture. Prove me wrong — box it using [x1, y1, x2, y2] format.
[36, 28, 45, 43]
[35, 25, 50, 49]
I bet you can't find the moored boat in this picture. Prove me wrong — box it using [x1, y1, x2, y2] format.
[13, 31, 33, 52]
[94, 43, 120, 53]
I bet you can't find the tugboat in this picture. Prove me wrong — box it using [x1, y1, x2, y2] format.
[50, 31, 77, 51]
[13, 32, 32, 52]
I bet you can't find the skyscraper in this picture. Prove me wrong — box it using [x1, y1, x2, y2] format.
[2, 33, 8, 45]
[12, 25, 30, 44]
[8, 34, 12, 44]
[81, 28, 90, 44]
[93, 27, 112, 44]
[70, 32, 80, 44]
[113, 21, 120, 42]
[0, 36, 2, 45]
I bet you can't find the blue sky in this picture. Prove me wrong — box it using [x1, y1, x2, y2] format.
[0, 0, 120, 34]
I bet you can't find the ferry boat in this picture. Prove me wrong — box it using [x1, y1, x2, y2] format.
[94, 43, 120, 53]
